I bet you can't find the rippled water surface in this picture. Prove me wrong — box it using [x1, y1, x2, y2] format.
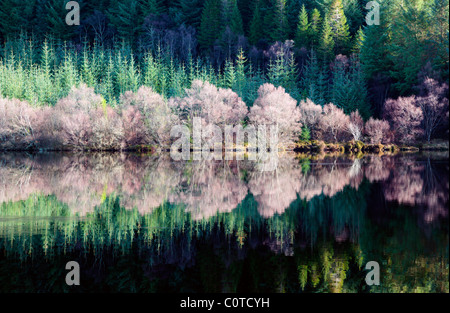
[0, 152, 448, 292]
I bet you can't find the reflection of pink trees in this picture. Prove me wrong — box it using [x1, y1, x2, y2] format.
[383, 156, 448, 223]
[168, 160, 248, 220]
[120, 155, 182, 215]
[248, 155, 303, 218]
[364, 155, 394, 182]
[1, 154, 447, 224]
[297, 158, 364, 201]
[0, 154, 181, 216]
[383, 158, 424, 205]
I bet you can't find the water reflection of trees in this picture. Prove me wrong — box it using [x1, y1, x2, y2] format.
[0, 152, 448, 230]
[0, 152, 448, 292]
[169, 160, 248, 220]
[381, 155, 448, 223]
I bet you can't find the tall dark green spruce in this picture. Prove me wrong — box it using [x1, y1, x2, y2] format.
[230, 0, 244, 35]
[343, 0, 363, 35]
[198, 0, 223, 50]
[107, 0, 142, 41]
[286, 0, 301, 39]
[271, 0, 289, 42]
[179, 0, 205, 28]
[237, 0, 256, 34]
[46, 0, 82, 41]
[249, 1, 264, 44]
[352, 26, 364, 54]
[0, 0, 37, 37]
[140, 0, 166, 16]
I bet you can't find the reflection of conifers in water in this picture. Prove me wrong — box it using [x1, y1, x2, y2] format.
[0, 153, 448, 292]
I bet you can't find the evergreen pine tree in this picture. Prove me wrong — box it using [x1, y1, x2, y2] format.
[224, 58, 236, 88]
[267, 48, 286, 87]
[302, 49, 329, 105]
[309, 8, 322, 48]
[179, 0, 205, 28]
[107, 0, 142, 41]
[271, 0, 289, 42]
[286, 0, 301, 39]
[249, 3, 264, 45]
[328, 0, 350, 55]
[295, 4, 310, 49]
[360, 23, 390, 81]
[230, 0, 244, 35]
[343, 0, 363, 35]
[316, 65, 329, 105]
[318, 14, 334, 61]
[198, 0, 223, 50]
[352, 26, 365, 55]
[140, 0, 166, 16]
[81, 46, 95, 87]
[234, 48, 247, 97]
[331, 55, 370, 118]
[285, 52, 299, 99]
[46, 0, 78, 41]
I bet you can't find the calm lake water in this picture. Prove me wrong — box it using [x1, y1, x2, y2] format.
[0, 152, 448, 293]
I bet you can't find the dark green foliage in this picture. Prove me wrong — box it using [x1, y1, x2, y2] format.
[230, 0, 245, 34]
[271, 0, 289, 42]
[107, 0, 142, 41]
[179, 0, 205, 28]
[0, 0, 37, 36]
[249, 3, 264, 44]
[237, 0, 255, 34]
[46, 0, 80, 40]
[388, 0, 449, 94]
[140, 0, 166, 16]
[301, 49, 329, 105]
[360, 23, 391, 80]
[330, 56, 371, 118]
[342, 0, 363, 35]
[198, 0, 223, 50]
[286, 0, 302, 39]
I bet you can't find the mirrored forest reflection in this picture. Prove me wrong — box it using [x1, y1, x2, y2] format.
[0, 152, 448, 293]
